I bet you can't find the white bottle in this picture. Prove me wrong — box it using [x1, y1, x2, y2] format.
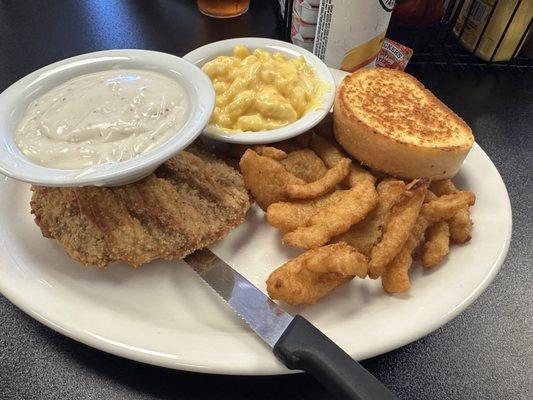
[313, 0, 396, 71]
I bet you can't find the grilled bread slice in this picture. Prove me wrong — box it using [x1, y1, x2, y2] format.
[333, 68, 474, 179]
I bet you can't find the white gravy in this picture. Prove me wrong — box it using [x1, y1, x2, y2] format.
[15, 69, 189, 169]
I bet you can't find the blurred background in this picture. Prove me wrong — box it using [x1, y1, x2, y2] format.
[279, 0, 532, 70]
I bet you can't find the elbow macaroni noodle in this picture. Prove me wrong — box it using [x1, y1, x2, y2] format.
[202, 45, 325, 133]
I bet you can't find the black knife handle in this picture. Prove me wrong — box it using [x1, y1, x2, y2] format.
[273, 315, 398, 400]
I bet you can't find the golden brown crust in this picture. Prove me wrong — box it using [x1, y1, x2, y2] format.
[333, 68, 474, 179]
[253, 146, 288, 161]
[368, 178, 428, 278]
[239, 149, 305, 210]
[309, 134, 376, 188]
[332, 178, 406, 256]
[448, 208, 473, 244]
[429, 179, 473, 243]
[281, 182, 378, 249]
[281, 149, 328, 183]
[421, 221, 450, 267]
[266, 190, 348, 233]
[336, 68, 473, 149]
[285, 157, 351, 199]
[381, 246, 412, 294]
[30, 147, 250, 268]
[266, 242, 368, 305]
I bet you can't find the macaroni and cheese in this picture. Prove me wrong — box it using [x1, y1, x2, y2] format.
[202, 45, 325, 133]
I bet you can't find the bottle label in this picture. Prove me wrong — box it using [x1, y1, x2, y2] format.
[313, 0, 395, 70]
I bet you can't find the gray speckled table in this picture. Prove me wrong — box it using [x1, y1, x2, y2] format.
[1, 1, 532, 399]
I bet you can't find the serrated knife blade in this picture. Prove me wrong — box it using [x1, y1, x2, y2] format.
[184, 248, 398, 400]
[185, 247, 292, 348]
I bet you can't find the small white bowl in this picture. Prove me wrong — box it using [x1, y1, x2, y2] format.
[0, 50, 215, 187]
[183, 37, 335, 144]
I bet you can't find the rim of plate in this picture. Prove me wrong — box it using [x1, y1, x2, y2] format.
[0, 142, 512, 375]
[183, 37, 336, 144]
[0, 49, 215, 187]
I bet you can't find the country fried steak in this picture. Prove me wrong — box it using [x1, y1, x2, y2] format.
[30, 146, 250, 268]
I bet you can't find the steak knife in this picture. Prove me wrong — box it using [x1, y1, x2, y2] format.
[185, 248, 398, 400]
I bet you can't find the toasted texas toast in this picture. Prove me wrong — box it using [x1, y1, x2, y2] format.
[333, 68, 474, 179]
[30, 145, 250, 268]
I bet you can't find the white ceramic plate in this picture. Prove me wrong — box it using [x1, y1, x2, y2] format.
[0, 141, 511, 375]
[0, 69, 512, 375]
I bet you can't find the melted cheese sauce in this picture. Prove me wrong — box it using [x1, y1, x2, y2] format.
[15, 69, 189, 169]
[202, 45, 326, 133]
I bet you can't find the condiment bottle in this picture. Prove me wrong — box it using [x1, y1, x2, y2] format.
[313, 0, 396, 71]
[454, 0, 533, 62]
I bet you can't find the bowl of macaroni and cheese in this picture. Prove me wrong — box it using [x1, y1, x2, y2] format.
[183, 38, 335, 144]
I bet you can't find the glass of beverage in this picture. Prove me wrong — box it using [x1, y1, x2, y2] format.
[197, 0, 250, 18]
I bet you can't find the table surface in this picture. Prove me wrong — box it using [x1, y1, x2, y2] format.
[0, 1, 531, 399]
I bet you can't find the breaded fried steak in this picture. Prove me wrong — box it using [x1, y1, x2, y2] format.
[30, 146, 250, 268]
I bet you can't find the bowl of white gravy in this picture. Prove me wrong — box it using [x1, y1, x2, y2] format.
[0, 50, 215, 186]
